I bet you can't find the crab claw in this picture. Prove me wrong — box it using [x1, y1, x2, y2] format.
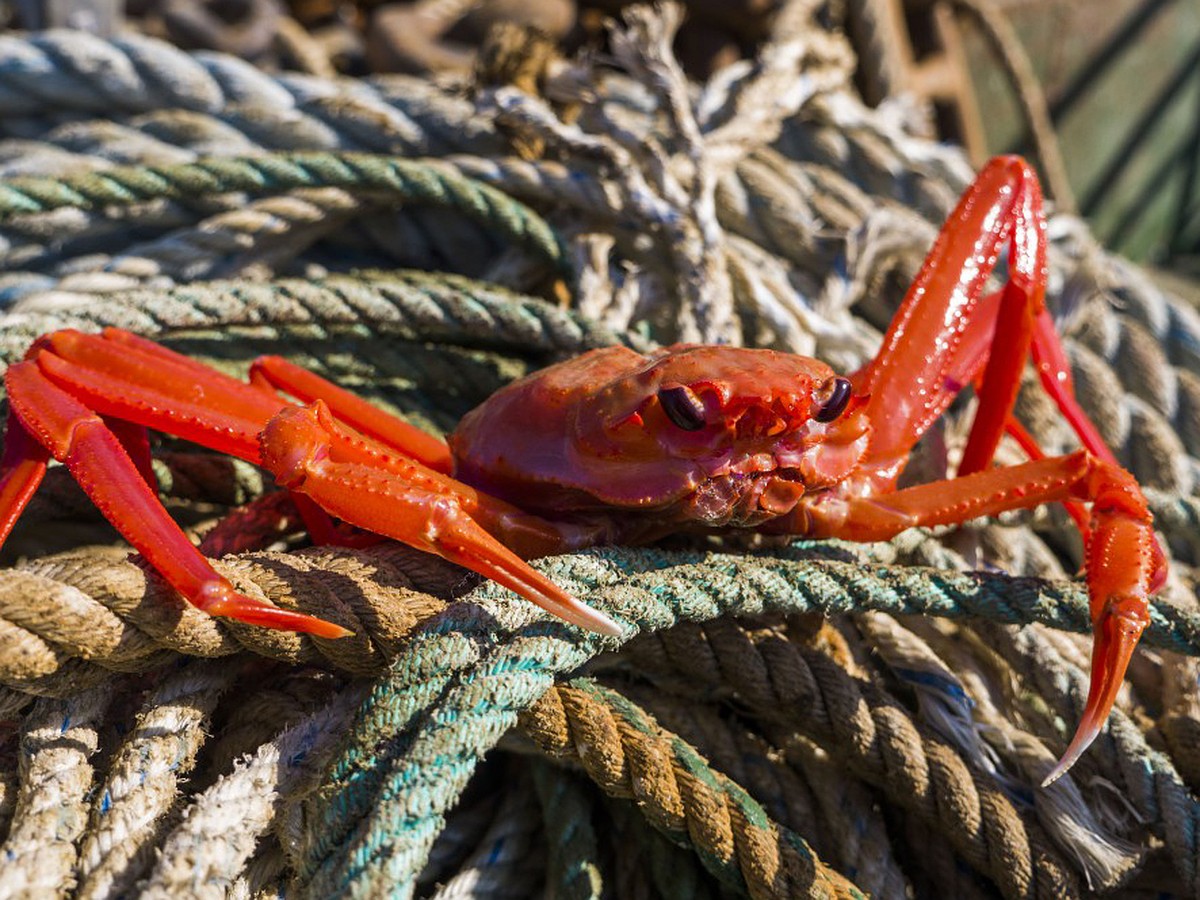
[1042, 593, 1151, 787]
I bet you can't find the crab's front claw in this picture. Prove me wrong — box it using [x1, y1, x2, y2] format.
[1042, 505, 1162, 786]
[1042, 594, 1150, 786]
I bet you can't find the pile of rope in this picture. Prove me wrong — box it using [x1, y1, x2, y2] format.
[1, 3, 1199, 896]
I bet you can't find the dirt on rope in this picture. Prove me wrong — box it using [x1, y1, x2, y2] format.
[1, 2, 1199, 897]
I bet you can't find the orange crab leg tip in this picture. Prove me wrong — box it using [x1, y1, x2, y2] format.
[1041, 599, 1149, 787]
[542, 592, 623, 637]
[200, 584, 354, 640]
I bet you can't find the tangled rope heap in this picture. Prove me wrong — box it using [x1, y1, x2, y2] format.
[1, 3, 1200, 897]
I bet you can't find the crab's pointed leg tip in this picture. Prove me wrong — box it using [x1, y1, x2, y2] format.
[588, 606, 624, 638]
[1040, 722, 1100, 787]
[560, 596, 623, 637]
[311, 621, 356, 640]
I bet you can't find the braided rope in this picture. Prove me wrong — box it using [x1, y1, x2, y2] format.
[74, 659, 236, 900]
[5, 543, 1199, 700]
[529, 761, 604, 900]
[0, 153, 569, 277]
[521, 679, 861, 899]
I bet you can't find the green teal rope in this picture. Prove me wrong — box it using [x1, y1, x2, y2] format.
[0, 153, 569, 275]
[566, 677, 851, 898]
[292, 542, 1200, 898]
[530, 761, 604, 900]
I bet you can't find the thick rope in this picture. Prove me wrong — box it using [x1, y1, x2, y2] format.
[278, 542, 1184, 898]
[620, 681, 911, 898]
[4, 543, 1199, 699]
[74, 659, 236, 900]
[976, 620, 1200, 896]
[0, 152, 569, 275]
[520, 679, 862, 899]
[0, 13, 1199, 898]
[0, 32, 503, 156]
[623, 616, 1080, 898]
[0, 270, 636, 367]
[0, 684, 113, 899]
[137, 684, 363, 899]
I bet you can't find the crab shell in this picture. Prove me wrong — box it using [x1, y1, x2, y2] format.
[450, 344, 872, 530]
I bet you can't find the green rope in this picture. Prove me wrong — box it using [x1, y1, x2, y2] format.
[530, 761, 604, 900]
[292, 542, 1200, 897]
[0, 153, 570, 275]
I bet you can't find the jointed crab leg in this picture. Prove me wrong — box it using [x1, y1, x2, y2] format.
[250, 355, 453, 473]
[842, 156, 1163, 782]
[800, 449, 1161, 783]
[1, 362, 352, 638]
[261, 403, 621, 634]
[0, 328, 619, 636]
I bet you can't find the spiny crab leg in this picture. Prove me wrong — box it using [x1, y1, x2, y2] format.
[259, 402, 621, 635]
[800, 450, 1162, 784]
[0, 327, 618, 637]
[843, 157, 1163, 782]
[1, 361, 352, 638]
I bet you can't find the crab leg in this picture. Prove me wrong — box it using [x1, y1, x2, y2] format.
[250, 355, 453, 473]
[799, 449, 1163, 784]
[841, 156, 1167, 782]
[1, 361, 351, 638]
[854, 156, 1050, 476]
[259, 402, 621, 635]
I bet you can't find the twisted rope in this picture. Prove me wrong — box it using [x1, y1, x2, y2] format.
[520, 679, 861, 899]
[1, 12, 1199, 898]
[0, 152, 569, 277]
[623, 616, 1080, 898]
[0, 685, 113, 898]
[0, 32, 502, 156]
[74, 659, 236, 900]
[0, 270, 635, 367]
[621, 681, 910, 898]
[276, 542, 1200, 898]
[5, 543, 1199, 699]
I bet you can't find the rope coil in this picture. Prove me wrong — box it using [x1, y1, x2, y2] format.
[1, 6, 1199, 897]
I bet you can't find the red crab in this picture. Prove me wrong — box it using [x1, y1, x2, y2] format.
[0, 157, 1164, 784]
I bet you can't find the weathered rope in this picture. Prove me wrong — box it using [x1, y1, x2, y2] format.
[74, 659, 236, 900]
[427, 773, 546, 900]
[279, 542, 1189, 898]
[0, 32, 503, 156]
[0, 270, 636, 366]
[529, 760, 604, 900]
[621, 680, 911, 898]
[520, 678, 861, 899]
[976, 620, 1200, 896]
[136, 683, 364, 899]
[854, 611, 1141, 891]
[1, 10, 1199, 897]
[5, 543, 1200, 699]
[622, 616, 1080, 898]
[0, 684, 113, 898]
[0, 152, 569, 275]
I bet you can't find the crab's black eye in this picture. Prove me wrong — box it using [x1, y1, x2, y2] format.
[814, 377, 852, 423]
[658, 385, 706, 431]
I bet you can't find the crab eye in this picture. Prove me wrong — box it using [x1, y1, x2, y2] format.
[814, 377, 852, 423]
[658, 385, 706, 431]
